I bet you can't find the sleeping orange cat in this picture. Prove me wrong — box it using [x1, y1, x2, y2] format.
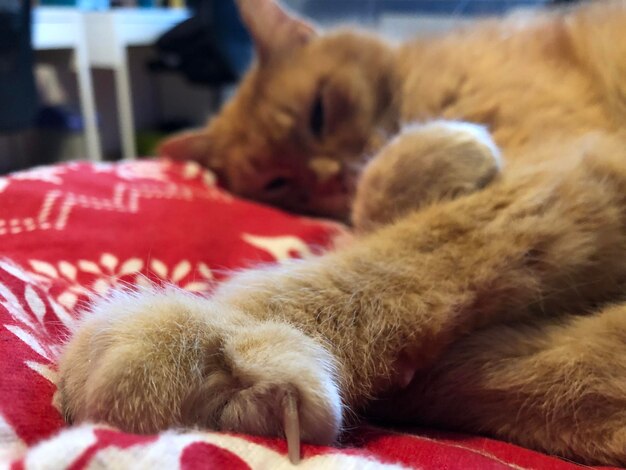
[58, 0, 626, 466]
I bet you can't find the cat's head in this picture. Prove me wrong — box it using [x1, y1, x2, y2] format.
[160, 0, 398, 220]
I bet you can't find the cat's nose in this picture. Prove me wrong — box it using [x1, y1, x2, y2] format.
[309, 158, 341, 184]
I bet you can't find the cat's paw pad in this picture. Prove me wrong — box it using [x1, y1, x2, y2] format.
[353, 120, 502, 232]
[58, 288, 342, 454]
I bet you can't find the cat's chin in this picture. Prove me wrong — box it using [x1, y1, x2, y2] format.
[258, 193, 351, 221]
[306, 193, 352, 220]
[270, 191, 350, 221]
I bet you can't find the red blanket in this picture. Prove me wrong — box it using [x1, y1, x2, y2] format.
[0, 159, 618, 469]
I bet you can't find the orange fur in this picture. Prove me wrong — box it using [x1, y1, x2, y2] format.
[59, 0, 626, 465]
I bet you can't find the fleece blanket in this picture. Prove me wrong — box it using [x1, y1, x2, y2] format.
[0, 159, 619, 470]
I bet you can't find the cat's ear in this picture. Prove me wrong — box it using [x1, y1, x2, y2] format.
[235, 0, 317, 62]
[158, 130, 214, 166]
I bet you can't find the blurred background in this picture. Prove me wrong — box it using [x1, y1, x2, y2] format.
[0, 0, 576, 173]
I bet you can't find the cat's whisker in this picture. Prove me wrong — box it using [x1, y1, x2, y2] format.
[283, 391, 301, 465]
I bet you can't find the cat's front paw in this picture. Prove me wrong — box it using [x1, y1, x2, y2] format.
[58, 288, 343, 452]
[352, 120, 502, 232]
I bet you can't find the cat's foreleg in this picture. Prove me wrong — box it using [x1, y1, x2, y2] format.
[352, 120, 502, 233]
[371, 299, 626, 467]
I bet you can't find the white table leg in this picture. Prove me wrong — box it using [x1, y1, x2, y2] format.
[74, 25, 102, 161]
[114, 49, 137, 161]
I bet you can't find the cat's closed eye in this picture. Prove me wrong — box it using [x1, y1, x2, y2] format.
[310, 92, 325, 139]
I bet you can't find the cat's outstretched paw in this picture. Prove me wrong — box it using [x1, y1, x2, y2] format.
[58, 288, 343, 460]
[352, 120, 502, 232]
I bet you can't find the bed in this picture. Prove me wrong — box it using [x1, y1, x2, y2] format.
[0, 159, 617, 469]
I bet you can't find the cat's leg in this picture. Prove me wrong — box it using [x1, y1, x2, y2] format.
[59, 138, 626, 456]
[352, 121, 502, 233]
[372, 301, 626, 466]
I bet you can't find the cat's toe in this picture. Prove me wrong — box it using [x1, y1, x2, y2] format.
[181, 320, 343, 464]
[58, 288, 235, 433]
[202, 321, 343, 446]
[58, 288, 343, 449]
[425, 120, 503, 175]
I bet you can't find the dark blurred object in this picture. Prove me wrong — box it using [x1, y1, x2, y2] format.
[0, 0, 37, 131]
[150, 0, 253, 86]
[0, 0, 38, 174]
[34, 105, 86, 165]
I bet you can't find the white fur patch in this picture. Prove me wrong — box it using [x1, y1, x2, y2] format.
[401, 120, 503, 169]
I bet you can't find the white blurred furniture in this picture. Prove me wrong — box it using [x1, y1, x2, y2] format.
[84, 8, 190, 160]
[33, 7, 190, 161]
[378, 14, 474, 40]
[33, 7, 102, 161]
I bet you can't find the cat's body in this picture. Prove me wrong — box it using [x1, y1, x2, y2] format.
[58, 0, 626, 466]
[397, 6, 625, 154]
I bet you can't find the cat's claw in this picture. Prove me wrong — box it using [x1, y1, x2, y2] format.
[283, 391, 301, 464]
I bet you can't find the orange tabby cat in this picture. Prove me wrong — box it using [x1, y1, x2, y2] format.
[58, 0, 626, 466]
